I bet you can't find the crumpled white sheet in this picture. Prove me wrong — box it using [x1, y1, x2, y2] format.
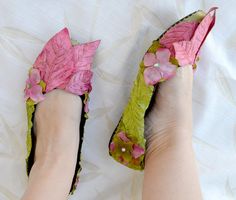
[0, 0, 236, 199]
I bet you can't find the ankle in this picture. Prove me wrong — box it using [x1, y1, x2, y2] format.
[146, 126, 193, 155]
[33, 151, 77, 170]
[35, 128, 80, 161]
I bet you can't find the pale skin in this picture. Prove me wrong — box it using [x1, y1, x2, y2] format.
[21, 90, 82, 200]
[21, 65, 202, 200]
[143, 65, 202, 200]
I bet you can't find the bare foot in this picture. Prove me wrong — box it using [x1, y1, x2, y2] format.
[34, 89, 82, 162]
[143, 65, 203, 199]
[22, 89, 82, 200]
[145, 65, 193, 155]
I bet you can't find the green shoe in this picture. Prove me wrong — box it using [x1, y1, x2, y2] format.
[109, 7, 217, 170]
[24, 28, 100, 194]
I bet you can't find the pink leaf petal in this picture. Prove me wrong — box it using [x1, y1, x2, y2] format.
[173, 7, 217, 66]
[156, 48, 171, 63]
[34, 28, 72, 73]
[143, 53, 157, 67]
[65, 70, 93, 95]
[190, 7, 217, 57]
[160, 21, 199, 55]
[117, 132, 131, 142]
[132, 144, 145, 159]
[73, 40, 101, 70]
[29, 68, 41, 84]
[173, 41, 196, 66]
[144, 67, 162, 86]
[31, 28, 100, 96]
[33, 28, 73, 89]
[46, 53, 76, 92]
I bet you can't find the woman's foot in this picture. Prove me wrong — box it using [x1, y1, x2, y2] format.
[145, 65, 193, 156]
[143, 65, 203, 199]
[22, 89, 82, 200]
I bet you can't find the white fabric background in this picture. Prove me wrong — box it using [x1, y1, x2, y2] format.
[0, 0, 235, 199]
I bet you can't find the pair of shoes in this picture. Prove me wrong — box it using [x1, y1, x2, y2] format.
[24, 7, 217, 195]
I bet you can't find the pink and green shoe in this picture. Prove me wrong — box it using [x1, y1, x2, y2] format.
[24, 28, 100, 194]
[109, 8, 217, 170]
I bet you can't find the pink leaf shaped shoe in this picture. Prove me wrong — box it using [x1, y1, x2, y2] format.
[24, 28, 100, 194]
[109, 8, 217, 170]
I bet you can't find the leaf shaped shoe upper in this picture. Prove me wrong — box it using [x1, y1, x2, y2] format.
[26, 28, 100, 101]
[109, 8, 217, 170]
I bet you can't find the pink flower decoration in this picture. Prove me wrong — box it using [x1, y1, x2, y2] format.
[109, 142, 115, 152]
[143, 48, 176, 85]
[24, 69, 45, 103]
[132, 144, 145, 159]
[118, 132, 131, 142]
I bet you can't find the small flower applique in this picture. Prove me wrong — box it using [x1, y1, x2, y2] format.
[132, 144, 145, 159]
[143, 48, 177, 86]
[24, 68, 45, 103]
[110, 131, 145, 166]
